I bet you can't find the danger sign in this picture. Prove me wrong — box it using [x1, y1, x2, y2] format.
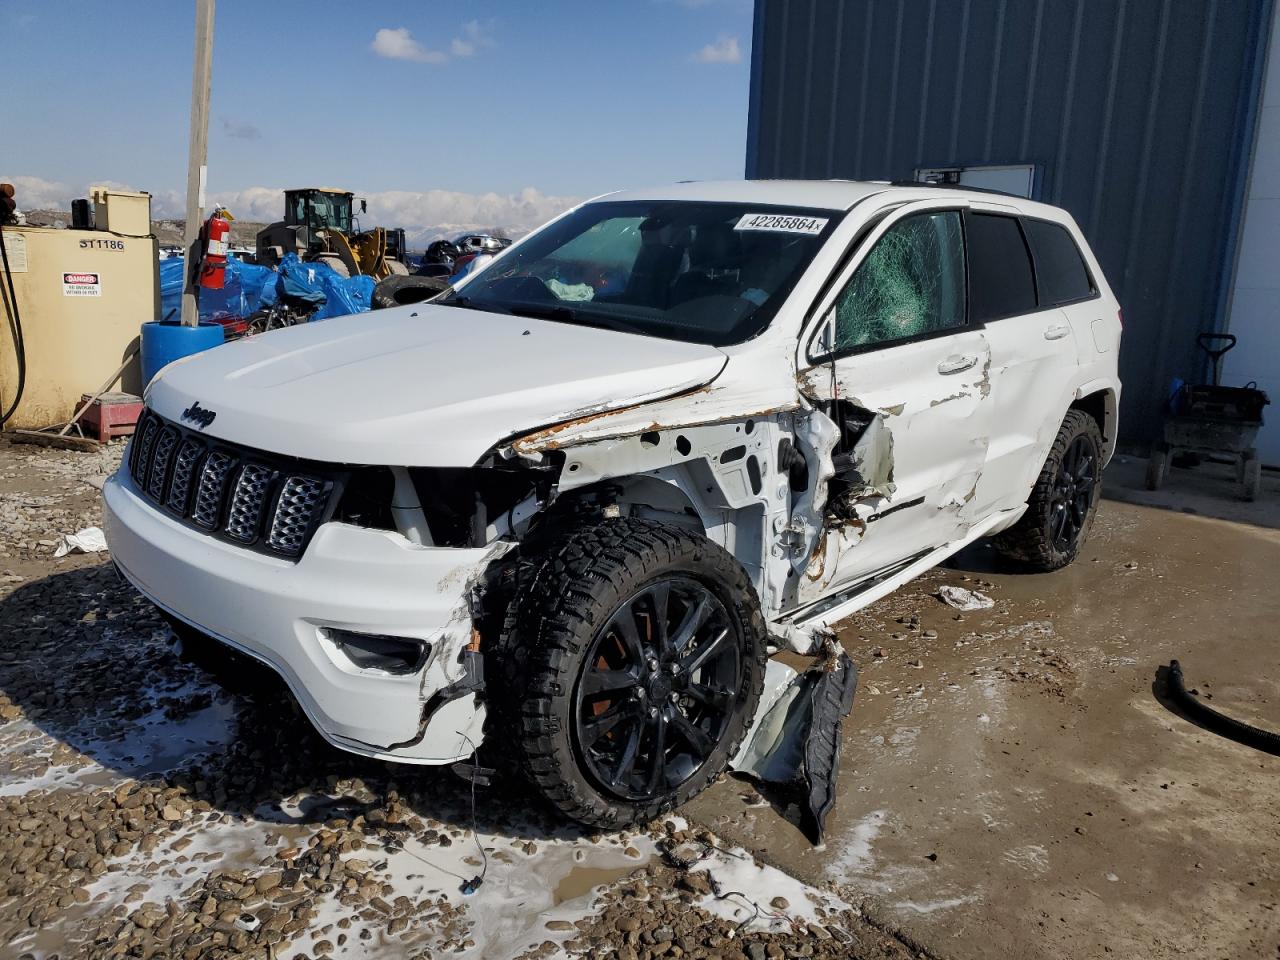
[62, 272, 102, 297]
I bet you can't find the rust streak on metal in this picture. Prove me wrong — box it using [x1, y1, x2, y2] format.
[511, 384, 799, 454]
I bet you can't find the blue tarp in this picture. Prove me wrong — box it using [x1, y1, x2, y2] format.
[159, 253, 374, 324]
[258, 254, 375, 320]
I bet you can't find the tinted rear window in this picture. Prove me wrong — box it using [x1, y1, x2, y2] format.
[1023, 218, 1095, 305]
[965, 213, 1037, 321]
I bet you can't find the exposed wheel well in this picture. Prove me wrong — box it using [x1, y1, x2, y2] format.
[1070, 389, 1117, 463]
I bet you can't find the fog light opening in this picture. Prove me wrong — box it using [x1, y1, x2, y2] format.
[324, 629, 429, 674]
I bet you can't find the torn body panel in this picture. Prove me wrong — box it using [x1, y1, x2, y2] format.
[796, 330, 993, 582]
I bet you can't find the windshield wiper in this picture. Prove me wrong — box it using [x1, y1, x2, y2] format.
[443, 295, 511, 315]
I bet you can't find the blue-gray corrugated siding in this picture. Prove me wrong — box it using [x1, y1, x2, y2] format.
[748, 0, 1274, 444]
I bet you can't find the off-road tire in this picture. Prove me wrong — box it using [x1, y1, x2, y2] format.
[992, 409, 1104, 572]
[372, 274, 448, 309]
[489, 519, 768, 829]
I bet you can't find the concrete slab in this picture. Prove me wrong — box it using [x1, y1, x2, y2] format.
[685, 501, 1280, 960]
[1105, 454, 1280, 529]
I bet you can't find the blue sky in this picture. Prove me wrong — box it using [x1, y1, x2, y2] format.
[4, 0, 754, 238]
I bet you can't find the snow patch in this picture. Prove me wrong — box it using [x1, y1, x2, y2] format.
[825, 809, 888, 879]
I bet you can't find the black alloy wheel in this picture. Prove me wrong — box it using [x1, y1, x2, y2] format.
[573, 577, 740, 800]
[1049, 433, 1098, 552]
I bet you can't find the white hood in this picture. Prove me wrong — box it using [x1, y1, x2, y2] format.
[146, 304, 728, 466]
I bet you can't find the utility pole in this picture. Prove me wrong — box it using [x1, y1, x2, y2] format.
[180, 0, 215, 327]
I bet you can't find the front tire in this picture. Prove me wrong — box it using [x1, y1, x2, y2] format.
[993, 409, 1104, 571]
[493, 519, 767, 828]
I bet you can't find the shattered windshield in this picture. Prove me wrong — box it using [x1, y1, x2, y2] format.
[440, 200, 841, 345]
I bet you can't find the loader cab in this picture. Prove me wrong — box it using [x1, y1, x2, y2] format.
[285, 188, 355, 238]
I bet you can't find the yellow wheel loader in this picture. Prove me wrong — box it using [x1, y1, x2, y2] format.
[255, 188, 409, 280]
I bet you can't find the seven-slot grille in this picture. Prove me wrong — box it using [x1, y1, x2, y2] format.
[128, 410, 333, 559]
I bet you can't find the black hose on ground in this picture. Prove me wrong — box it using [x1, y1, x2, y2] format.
[1166, 660, 1280, 757]
[0, 222, 27, 427]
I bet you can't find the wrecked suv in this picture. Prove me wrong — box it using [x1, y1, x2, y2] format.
[104, 181, 1121, 828]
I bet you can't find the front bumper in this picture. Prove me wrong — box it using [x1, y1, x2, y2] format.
[103, 470, 506, 763]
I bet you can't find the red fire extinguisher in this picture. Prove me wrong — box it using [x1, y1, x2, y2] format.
[198, 208, 233, 290]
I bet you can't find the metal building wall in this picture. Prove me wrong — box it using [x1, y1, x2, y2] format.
[747, 0, 1274, 444]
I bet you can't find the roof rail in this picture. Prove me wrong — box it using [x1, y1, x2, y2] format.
[888, 179, 1024, 199]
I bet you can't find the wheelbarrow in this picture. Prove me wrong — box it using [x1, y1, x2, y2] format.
[1146, 333, 1269, 500]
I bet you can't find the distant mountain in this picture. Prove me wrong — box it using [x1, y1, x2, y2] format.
[17, 210, 529, 257]
[19, 210, 266, 246]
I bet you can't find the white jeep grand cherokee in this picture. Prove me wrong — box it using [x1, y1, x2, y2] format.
[105, 181, 1121, 827]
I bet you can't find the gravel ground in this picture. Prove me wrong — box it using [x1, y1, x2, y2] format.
[0, 441, 918, 960]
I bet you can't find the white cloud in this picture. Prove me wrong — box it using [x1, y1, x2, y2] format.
[691, 35, 741, 64]
[0, 175, 184, 218]
[220, 116, 261, 141]
[0, 174, 71, 211]
[370, 27, 447, 64]
[450, 20, 492, 58]
[372, 21, 494, 65]
[2, 174, 578, 246]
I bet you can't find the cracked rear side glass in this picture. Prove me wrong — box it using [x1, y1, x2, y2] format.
[441, 201, 842, 346]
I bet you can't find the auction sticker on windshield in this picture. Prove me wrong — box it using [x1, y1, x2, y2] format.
[734, 213, 829, 235]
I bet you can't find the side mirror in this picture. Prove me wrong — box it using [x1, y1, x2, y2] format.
[360, 199, 368, 214]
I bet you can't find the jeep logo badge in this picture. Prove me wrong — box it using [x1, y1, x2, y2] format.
[181, 402, 217, 429]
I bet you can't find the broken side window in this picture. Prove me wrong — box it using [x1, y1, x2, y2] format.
[833, 210, 966, 351]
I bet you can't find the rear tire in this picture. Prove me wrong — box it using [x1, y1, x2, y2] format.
[992, 409, 1103, 572]
[490, 519, 767, 828]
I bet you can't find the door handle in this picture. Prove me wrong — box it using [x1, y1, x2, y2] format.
[937, 354, 978, 375]
[1044, 324, 1072, 341]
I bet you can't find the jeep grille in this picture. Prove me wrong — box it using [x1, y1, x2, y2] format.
[127, 409, 336, 559]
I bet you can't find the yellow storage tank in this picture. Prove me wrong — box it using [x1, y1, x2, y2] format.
[0, 189, 159, 430]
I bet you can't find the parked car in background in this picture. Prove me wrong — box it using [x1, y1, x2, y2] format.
[105, 180, 1120, 829]
[452, 234, 512, 275]
[456, 233, 512, 254]
[416, 239, 464, 278]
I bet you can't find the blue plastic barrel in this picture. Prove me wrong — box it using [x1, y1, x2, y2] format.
[140, 321, 225, 386]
